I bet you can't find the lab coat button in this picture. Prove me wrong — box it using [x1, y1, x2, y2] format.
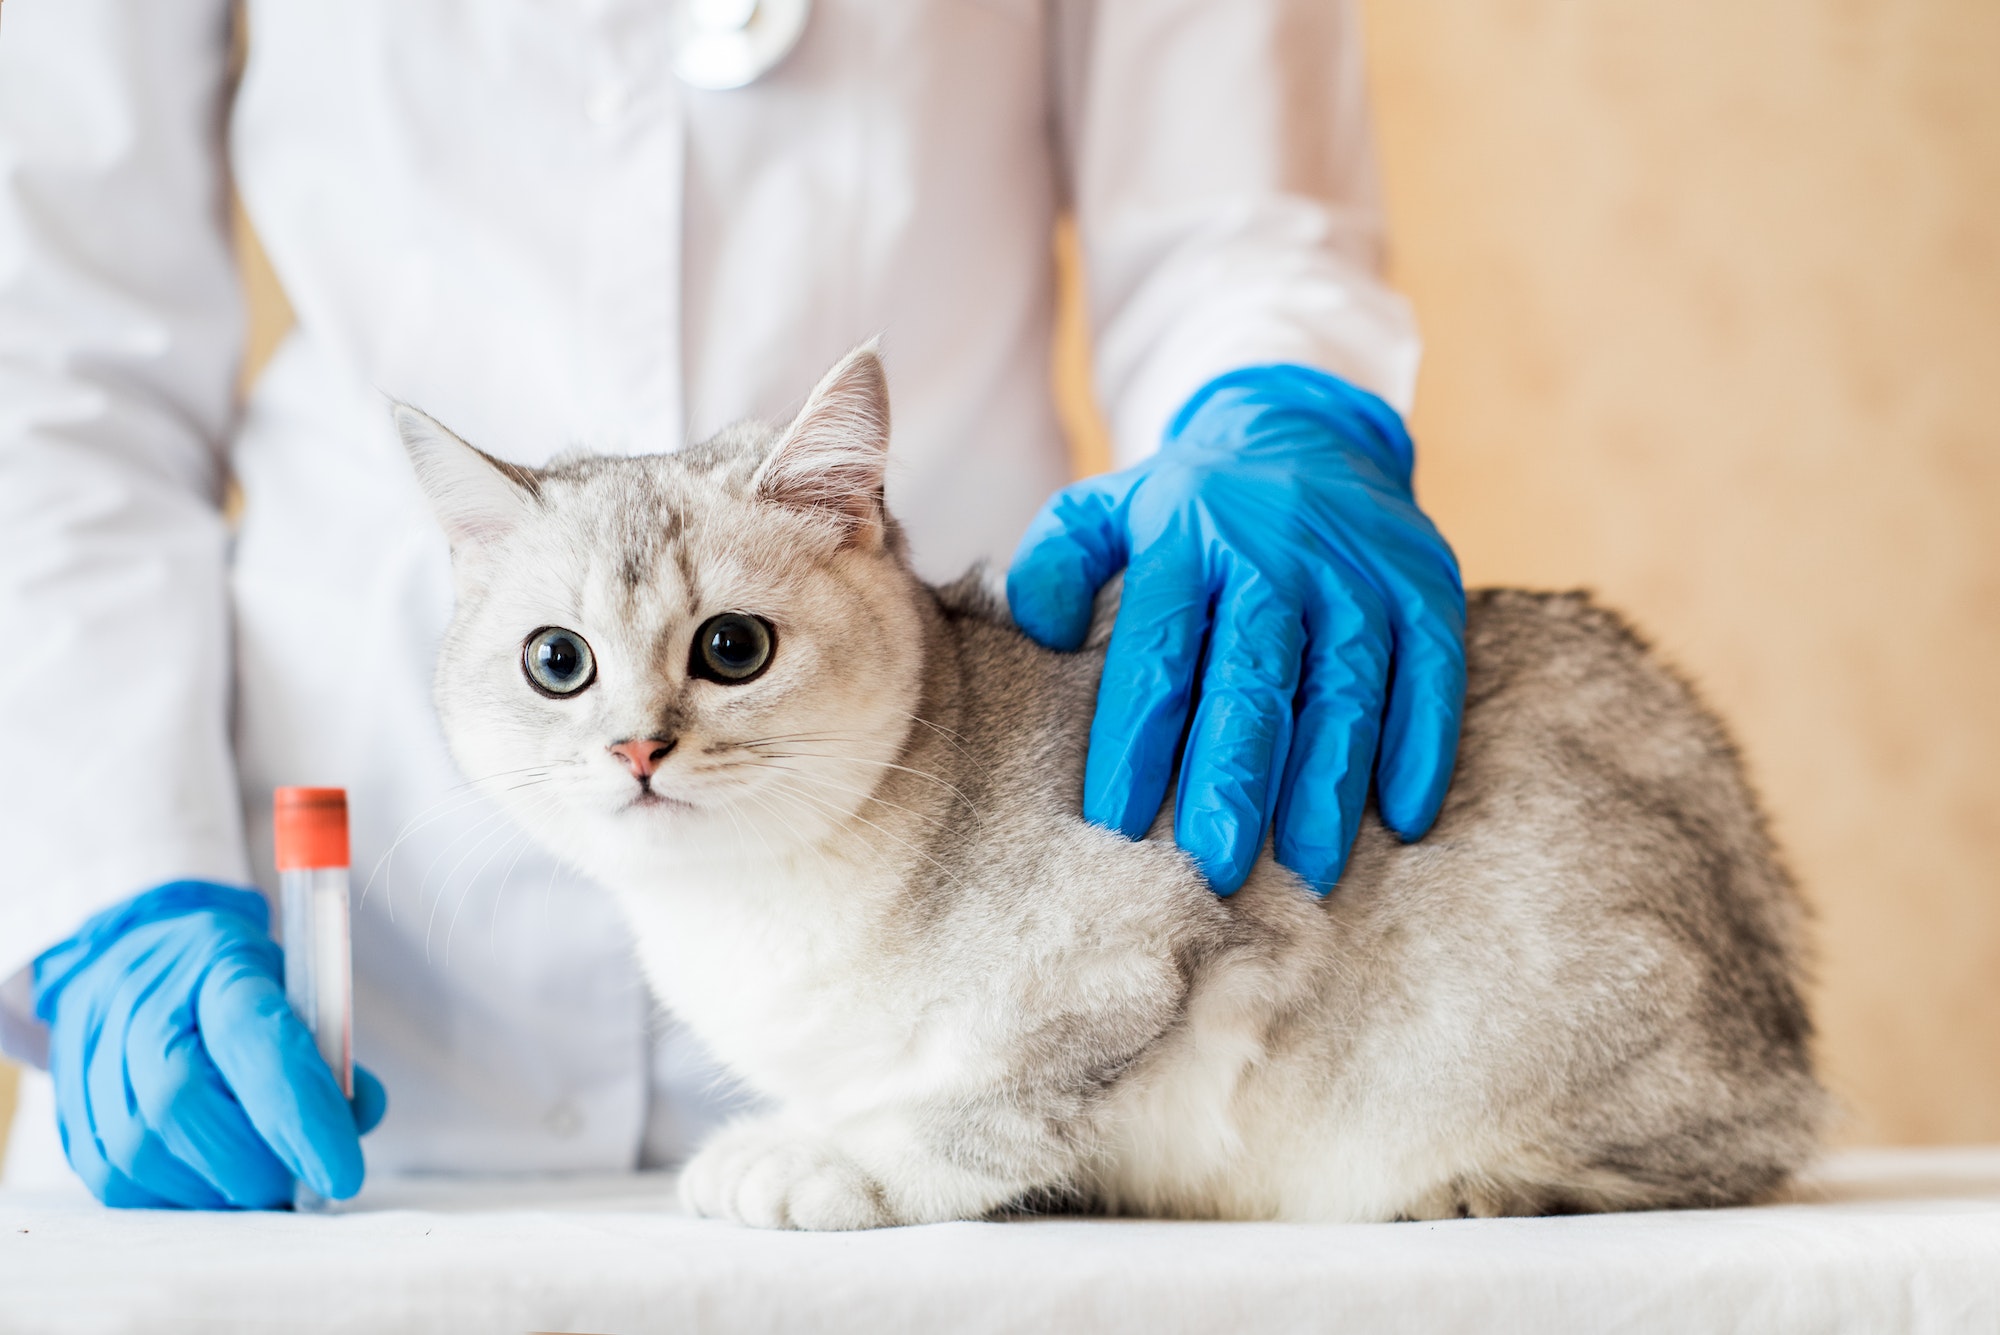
[544, 1101, 584, 1138]
[688, 0, 757, 31]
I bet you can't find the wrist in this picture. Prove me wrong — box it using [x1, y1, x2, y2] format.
[31, 880, 270, 1019]
[1164, 363, 1417, 490]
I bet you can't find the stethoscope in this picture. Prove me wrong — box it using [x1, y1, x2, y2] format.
[670, 0, 812, 91]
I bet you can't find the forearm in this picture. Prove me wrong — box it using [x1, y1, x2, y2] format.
[1056, 0, 1420, 464]
[0, 443, 248, 987]
[0, 0, 247, 1046]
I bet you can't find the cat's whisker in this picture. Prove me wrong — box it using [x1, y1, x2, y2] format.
[682, 754, 956, 831]
[712, 785, 754, 861]
[460, 815, 543, 963]
[726, 776, 814, 870]
[728, 728, 890, 751]
[897, 710, 990, 772]
[720, 729, 863, 747]
[496, 787, 567, 905]
[721, 782, 794, 869]
[738, 786, 843, 882]
[758, 775, 964, 887]
[361, 785, 508, 919]
[451, 760, 584, 791]
[746, 762, 957, 833]
[729, 787, 786, 858]
[420, 798, 534, 965]
[735, 742, 980, 813]
[488, 786, 567, 916]
[480, 788, 569, 956]
[541, 820, 570, 928]
[359, 766, 571, 917]
[443, 793, 563, 967]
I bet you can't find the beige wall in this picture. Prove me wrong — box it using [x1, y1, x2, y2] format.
[1062, 0, 2000, 1145]
[1356, 0, 2000, 1143]
[5, 0, 1995, 1168]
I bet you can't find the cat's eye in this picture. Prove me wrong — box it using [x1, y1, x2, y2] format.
[691, 613, 775, 684]
[522, 627, 597, 698]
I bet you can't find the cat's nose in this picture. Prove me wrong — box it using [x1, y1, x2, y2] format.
[608, 737, 676, 780]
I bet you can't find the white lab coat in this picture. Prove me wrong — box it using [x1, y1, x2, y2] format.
[0, 0, 1418, 1180]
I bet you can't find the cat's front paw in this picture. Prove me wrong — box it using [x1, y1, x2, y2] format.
[680, 1119, 893, 1230]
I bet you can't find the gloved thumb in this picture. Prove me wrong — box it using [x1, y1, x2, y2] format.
[1007, 480, 1126, 652]
[351, 1065, 388, 1137]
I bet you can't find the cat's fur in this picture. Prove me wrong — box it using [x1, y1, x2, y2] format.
[399, 347, 1824, 1229]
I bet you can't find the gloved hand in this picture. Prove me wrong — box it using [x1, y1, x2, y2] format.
[32, 881, 386, 1209]
[1008, 364, 1466, 895]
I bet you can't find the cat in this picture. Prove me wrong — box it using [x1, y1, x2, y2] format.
[397, 346, 1824, 1229]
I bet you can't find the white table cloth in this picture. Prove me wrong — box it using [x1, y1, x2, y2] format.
[5, 1147, 1998, 1334]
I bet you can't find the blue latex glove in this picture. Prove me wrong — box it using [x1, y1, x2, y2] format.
[32, 881, 386, 1209]
[1008, 364, 1466, 895]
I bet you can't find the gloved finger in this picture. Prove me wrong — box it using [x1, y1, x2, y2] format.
[1172, 566, 1306, 895]
[196, 942, 366, 1201]
[47, 1008, 180, 1209]
[62, 1126, 181, 1210]
[1272, 571, 1393, 894]
[1082, 538, 1211, 839]
[84, 965, 231, 1209]
[352, 1065, 388, 1136]
[1006, 477, 1127, 652]
[1371, 542, 1468, 841]
[125, 978, 295, 1208]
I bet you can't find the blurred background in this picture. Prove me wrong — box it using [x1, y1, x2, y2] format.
[1066, 0, 2000, 1147]
[1368, 0, 1998, 1146]
[3, 0, 1995, 1154]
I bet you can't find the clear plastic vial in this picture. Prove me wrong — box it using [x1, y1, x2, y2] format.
[273, 787, 354, 1213]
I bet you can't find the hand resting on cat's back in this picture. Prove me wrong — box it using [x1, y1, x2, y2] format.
[395, 346, 1824, 1229]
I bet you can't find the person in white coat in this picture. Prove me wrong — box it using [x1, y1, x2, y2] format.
[0, 0, 1466, 1205]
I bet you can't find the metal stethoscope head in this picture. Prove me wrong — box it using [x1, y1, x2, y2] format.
[670, 0, 811, 91]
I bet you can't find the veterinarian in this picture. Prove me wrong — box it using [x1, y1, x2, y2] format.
[0, 0, 1465, 1206]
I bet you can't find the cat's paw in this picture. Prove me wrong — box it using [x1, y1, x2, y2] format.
[679, 1120, 893, 1230]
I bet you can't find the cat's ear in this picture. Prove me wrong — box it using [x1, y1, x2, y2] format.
[751, 343, 890, 548]
[393, 403, 538, 551]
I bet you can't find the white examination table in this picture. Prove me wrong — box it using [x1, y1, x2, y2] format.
[4, 1146, 1997, 1333]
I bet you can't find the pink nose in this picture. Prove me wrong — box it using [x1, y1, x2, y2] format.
[608, 738, 675, 780]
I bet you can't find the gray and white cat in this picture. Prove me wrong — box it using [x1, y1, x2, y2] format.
[398, 346, 1823, 1229]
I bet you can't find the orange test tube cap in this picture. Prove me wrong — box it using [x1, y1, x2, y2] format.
[274, 787, 350, 870]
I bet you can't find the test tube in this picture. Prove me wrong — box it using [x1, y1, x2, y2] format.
[273, 786, 353, 1213]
